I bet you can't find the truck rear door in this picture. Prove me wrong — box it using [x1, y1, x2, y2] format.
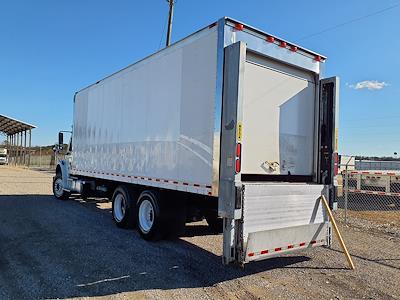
[219, 41, 339, 265]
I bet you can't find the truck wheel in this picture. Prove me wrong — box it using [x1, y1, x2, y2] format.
[112, 186, 137, 228]
[136, 190, 164, 241]
[53, 174, 70, 200]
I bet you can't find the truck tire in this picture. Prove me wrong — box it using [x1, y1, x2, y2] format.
[136, 190, 165, 241]
[112, 185, 137, 228]
[53, 174, 70, 200]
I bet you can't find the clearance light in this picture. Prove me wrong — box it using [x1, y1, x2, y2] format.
[235, 23, 244, 31]
[315, 55, 322, 62]
[290, 46, 298, 52]
[280, 41, 287, 48]
[266, 36, 275, 43]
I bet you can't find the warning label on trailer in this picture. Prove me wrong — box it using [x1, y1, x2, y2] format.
[237, 122, 242, 141]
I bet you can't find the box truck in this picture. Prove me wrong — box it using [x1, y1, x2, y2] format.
[53, 17, 339, 265]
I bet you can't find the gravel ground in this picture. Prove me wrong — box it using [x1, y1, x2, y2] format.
[0, 166, 399, 300]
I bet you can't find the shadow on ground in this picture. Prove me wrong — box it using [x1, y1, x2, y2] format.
[0, 194, 311, 299]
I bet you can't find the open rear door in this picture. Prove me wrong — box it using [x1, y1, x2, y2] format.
[220, 42, 336, 265]
[318, 77, 340, 208]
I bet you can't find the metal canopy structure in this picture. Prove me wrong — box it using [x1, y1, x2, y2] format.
[0, 114, 36, 167]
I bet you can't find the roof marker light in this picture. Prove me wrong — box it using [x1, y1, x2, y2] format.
[266, 36, 275, 43]
[280, 41, 287, 48]
[315, 55, 322, 62]
[290, 46, 298, 52]
[235, 23, 244, 31]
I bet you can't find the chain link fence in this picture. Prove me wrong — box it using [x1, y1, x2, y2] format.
[334, 159, 400, 270]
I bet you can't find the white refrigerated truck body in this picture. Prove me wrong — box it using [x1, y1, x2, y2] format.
[57, 17, 339, 265]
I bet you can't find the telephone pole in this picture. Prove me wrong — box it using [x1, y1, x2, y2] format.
[166, 0, 175, 47]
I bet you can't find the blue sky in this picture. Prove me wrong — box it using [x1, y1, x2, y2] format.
[0, 0, 399, 156]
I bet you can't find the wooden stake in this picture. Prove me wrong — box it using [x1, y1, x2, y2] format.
[320, 195, 355, 270]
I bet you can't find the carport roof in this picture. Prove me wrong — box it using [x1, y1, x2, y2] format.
[0, 114, 36, 135]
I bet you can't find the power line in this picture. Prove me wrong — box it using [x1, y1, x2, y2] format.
[296, 2, 400, 41]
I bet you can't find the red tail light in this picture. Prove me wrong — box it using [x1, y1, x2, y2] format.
[235, 159, 241, 173]
[333, 153, 339, 176]
[236, 143, 241, 157]
[235, 143, 242, 173]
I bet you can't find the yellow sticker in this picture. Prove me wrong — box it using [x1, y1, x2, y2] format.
[335, 128, 339, 152]
[237, 122, 242, 141]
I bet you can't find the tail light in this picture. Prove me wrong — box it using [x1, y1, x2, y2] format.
[235, 143, 242, 173]
[333, 153, 339, 176]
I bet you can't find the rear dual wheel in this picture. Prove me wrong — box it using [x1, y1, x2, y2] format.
[136, 191, 164, 241]
[112, 186, 137, 228]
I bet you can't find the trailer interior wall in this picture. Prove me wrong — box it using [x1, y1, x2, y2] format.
[72, 26, 219, 195]
[241, 53, 316, 176]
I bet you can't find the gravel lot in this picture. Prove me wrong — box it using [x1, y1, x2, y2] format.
[0, 166, 399, 300]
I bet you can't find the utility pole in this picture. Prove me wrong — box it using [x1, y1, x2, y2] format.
[166, 0, 175, 47]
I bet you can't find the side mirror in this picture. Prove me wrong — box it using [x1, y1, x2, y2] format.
[58, 132, 64, 145]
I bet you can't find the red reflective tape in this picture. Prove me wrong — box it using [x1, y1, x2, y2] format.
[274, 247, 281, 252]
[287, 245, 294, 249]
[260, 250, 268, 255]
[388, 172, 396, 176]
[248, 252, 255, 257]
[299, 242, 306, 247]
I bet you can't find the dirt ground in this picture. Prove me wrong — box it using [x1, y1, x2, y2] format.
[0, 166, 399, 300]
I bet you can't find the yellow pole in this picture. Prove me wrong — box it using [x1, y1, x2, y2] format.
[320, 195, 355, 270]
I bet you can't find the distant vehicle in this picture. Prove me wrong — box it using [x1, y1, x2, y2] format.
[0, 148, 8, 165]
[53, 17, 339, 266]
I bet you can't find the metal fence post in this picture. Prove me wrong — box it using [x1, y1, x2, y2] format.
[344, 164, 349, 224]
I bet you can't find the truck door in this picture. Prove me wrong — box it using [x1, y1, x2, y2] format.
[220, 42, 337, 265]
[318, 77, 339, 207]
